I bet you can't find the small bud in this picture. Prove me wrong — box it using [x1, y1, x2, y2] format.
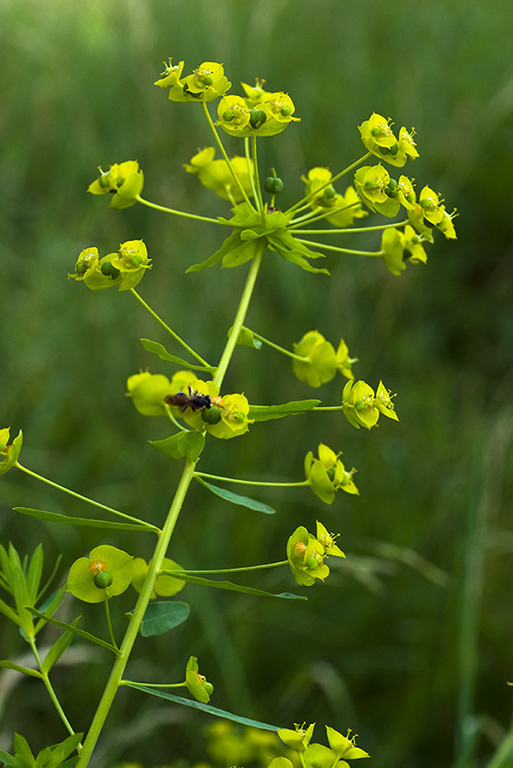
[264, 176, 284, 194]
[201, 406, 223, 425]
[94, 571, 113, 589]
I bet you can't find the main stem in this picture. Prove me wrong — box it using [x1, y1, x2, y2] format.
[76, 459, 196, 767]
[78, 246, 265, 767]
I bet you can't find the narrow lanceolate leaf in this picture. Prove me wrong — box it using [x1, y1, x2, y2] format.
[42, 617, 81, 674]
[150, 431, 205, 462]
[140, 339, 216, 373]
[196, 478, 275, 515]
[125, 684, 281, 731]
[0, 660, 43, 678]
[248, 400, 321, 421]
[138, 601, 190, 637]
[160, 570, 306, 600]
[13, 507, 157, 533]
[28, 608, 120, 655]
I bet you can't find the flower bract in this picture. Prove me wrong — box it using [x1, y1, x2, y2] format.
[155, 59, 231, 102]
[67, 545, 133, 603]
[0, 428, 23, 476]
[287, 526, 330, 587]
[68, 241, 151, 291]
[131, 557, 185, 599]
[185, 656, 214, 703]
[184, 147, 254, 202]
[87, 160, 143, 208]
[305, 444, 359, 504]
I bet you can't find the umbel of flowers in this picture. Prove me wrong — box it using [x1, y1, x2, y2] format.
[0, 56, 457, 768]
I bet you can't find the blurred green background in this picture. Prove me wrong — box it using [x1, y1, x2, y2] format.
[1, 0, 513, 766]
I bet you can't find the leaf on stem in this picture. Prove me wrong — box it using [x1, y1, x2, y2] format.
[196, 477, 275, 515]
[128, 601, 190, 637]
[150, 431, 205, 462]
[41, 616, 81, 674]
[160, 570, 306, 600]
[28, 608, 121, 655]
[0, 660, 43, 678]
[13, 507, 157, 533]
[248, 400, 321, 421]
[140, 338, 216, 373]
[124, 683, 281, 731]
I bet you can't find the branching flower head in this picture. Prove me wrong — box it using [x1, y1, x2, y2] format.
[67, 545, 133, 603]
[87, 160, 143, 208]
[359, 112, 418, 167]
[217, 86, 299, 137]
[68, 240, 151, 292]
[305, 444, 358, 504]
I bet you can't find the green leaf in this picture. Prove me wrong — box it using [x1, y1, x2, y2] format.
[124, 683, 281, 731]
[0, 660, 43, 679]
[43, 733, 83, 767]
[248, 400, 321, 421]
[0, 750, 21, 767]
[150, 431, 205, 461]
[186, 230, 240, 272]
[139, 339, 216, 373]
[34, 586, 67, 636]
[196, 478, 275, 515]
[228, 326, 262, 349]
[13, 507, 155, 533]
[0, 596, 22, 627]
[28, 608, 120, 655]
[25, 544, 43, 605]
[160, 570, 306, 600]
[222, 235, 260, 268]
[41, 617, 80, 675]
[267, 233, 330, 275]
[137, 601, 190, 637]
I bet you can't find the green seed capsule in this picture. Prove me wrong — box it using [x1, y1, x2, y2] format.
[94, 571, 113, 589]
[203, 75, 213, 86]
[364, 180, 375, 190]
[99, 174, 111, 189]
[249, 109, 267, 128]
[305, 557, 318, 570]
[411, 234, 421, 244]
[76, 261, 88, 275]
[323, 186, 336, 199]
[204, 682, 214, 695]
[280, 105, 292, 117]
[264, 177, 284, 194]
[390, 142, 399, 155]
[420, 198, 432, 209]
[101, 261, 121, 278]
[371, 127, 381, 137]
[129, 254, 143, 267]
[223, 110, 234, 121]
[201, 406, 223, 425]
[327, 466, 336, 481]
[355, 401, 367, 412]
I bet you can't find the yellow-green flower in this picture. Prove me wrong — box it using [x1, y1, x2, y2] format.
[292, 331, 338, 387]
[437, 207, 458, 239]
[217, 90, 299, 137]
[336, 338, 357, 379]
[316, 522, 346, 558]
[240, 77, 269, 107]
[67, 545, 133, 603]
[287, 526, 330, 587]
[305, 444, 358, 504]
[380, 226, 427, 276]
[354, 165, 401, 218]
[184, 147, 254, 202]
[0, 428, 22, 476]
[127, 372, 171, 417]
[342, 379, 398, 429]
[87, 160, 143, 209]
[302, 168, 367, 227]
[326, 727, 370, 761]
[165, 373, 252, 439]
[68, 240, 151, 292]
[359, 113, 417, 167]
[131, 557, 185, 599]
[277, 723, 315, 752]
[185, 656, 214, 703]
[156, 60, 230, 102]
[418, 185, 445, 225]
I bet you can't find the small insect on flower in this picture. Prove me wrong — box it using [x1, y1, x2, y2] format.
[164, 385, 212, 413]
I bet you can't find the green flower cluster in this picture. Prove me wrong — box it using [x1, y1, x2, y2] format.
[68, 240, 151, 292]
[287, 522, 345, 587]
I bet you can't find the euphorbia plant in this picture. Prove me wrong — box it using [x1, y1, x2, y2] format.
[0, 58, 455, 767]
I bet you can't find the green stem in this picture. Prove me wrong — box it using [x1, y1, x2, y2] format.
[77, 459, 197, 768]
[214, 240, 265, 389]
[195, 471, 308, 488]
[14, 463, 159, 533]
[289, 202, 361, 229]
[165, 560, 288, 575]
[297, 219, 408, 235]
[29, 638, 78, 739]
[136, 195, 221, 224]
[244, 137, 260, 212]
[285, 151, 372, 215]
[120, 680, 185, 689]
[314, 405, 344, 411]
[130, 288, 212, 367]
[246, 329, 309, 362]
[201, 102, 254, 208]
[250, 135, 265, 215]
[104, 599, 118, 651]
[295, 238, 382, 257]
